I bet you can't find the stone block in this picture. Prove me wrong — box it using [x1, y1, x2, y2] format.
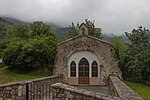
[18, 86, 23, 96]
[4, 98, 11, 100]
[5, 87, 12, 91]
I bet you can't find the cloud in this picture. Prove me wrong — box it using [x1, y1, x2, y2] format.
[0, 0, 150, 34]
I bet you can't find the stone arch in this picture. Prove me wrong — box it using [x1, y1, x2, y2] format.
[67, 51, 100, 78]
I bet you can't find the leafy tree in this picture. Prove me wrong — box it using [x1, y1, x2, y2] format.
[0, 18, 12, 39]
[67, 22, 79, 38]
[67, 19, 102, 38]
[2, 21, 57, 71]
[111, 36, 128, 78]
[6, 24, 31, 39]
[124, 26, 150, 83]
[85, 19, 102, 38]
[30, 21, 55, 37]
[3, 35, 57, 70]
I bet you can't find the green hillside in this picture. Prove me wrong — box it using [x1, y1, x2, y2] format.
[0, 17, 12, 39]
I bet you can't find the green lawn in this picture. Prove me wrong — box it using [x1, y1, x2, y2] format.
[125, 81, 150, 100]
[0, 66, 47, 84]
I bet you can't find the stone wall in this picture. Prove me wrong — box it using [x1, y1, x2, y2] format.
[0, 75, 63, 100]
[109, 76, 143, 100]
[53, 35, 122, 85]
[0, 75, 143, 100]
[51, 83, 120, 100]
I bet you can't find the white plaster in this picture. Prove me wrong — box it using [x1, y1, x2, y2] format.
[67, 51, 100, 78]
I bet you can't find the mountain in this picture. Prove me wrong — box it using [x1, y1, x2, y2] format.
[1, 17, 27, 24]
[50, 24, 69, 39]
[0, 17, 13, 38]
[0, 17, 30, 38]
[0, 16, 128, 41]
[52, 26, 128, 42]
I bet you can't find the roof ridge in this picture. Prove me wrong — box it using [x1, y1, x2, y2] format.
[58, 35, 112, 46]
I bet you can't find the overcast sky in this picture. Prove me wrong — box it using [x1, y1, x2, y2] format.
[0, 0, 150, 35]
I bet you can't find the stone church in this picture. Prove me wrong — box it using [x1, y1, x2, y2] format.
[53, 23, 122, 85]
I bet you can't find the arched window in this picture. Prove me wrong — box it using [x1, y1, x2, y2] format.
[92, 61, 98, 77]
[79, 58, 89, 77]
[70, 61, 76, 77]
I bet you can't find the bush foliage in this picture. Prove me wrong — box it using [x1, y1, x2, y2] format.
[1, 21, 57, 71]
[112, 26, 150, 85]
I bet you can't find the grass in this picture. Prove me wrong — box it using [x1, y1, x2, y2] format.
[125, 81, 150, 100]
[0, 66, 47, 84]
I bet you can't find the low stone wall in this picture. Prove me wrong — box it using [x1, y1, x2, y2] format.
[51, 83, 120, 100]
[0, 75, 63, 100]
[109, 76, 143, 100]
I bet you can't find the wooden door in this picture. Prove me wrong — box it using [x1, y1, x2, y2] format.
[78, 58, 89, 84]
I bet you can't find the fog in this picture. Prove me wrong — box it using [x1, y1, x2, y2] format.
[0, 0, 150, 34]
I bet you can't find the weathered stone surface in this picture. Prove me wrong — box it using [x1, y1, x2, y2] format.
[109, 76, 143, 100]
[4, 98, 11, 100]
[0, 74, 143, 100]
[53, 35, 122, 85]
[10, 89, 15, 95]
[51, 82, 120, 100]
[0, 75, 63, 100]
[18, 86, 23, 96]
[5, 87, 12, 91]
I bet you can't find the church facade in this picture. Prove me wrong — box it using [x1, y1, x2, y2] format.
[53, 23, 122, 85]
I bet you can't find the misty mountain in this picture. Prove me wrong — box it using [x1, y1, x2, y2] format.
[0, 17, 129, 41]
[1, 17, 28, 24]
[0, 17, 13, 38]
[50, 24, 69, 39]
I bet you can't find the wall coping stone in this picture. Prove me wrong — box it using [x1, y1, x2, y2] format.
[109, 76, 143, 100]
[51, 83, 120, 100]
[0, 75, 62, 87]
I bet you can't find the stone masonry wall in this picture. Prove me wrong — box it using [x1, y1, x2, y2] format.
[0, 75, 63, 100]
[109, 76, 143, 100]
[53, 35, 122, 84]
[51, 83, 120, 100]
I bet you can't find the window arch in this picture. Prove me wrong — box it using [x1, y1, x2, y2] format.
[92, 61, 98, 77]
[79, 58, 89, 77]
[79, 57, 89, 66]
[70, 61, 76, 77]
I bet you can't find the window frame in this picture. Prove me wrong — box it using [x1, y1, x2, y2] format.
[70, 61, 76, 77]
[92, 61, 98, 77]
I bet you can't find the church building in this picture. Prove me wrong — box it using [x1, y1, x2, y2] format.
[53, 23, 122, 85]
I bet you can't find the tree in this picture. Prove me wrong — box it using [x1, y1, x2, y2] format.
[30, 21, 55, 37]
[85, 19, 102, 38]
[67, 22, 79, 38]
[111, 36, 128, 78]
[67, 19, 102, 39]
[124, 26, 150, 83]
[2, 21, 57, 71]
[6, 24, 31, 39]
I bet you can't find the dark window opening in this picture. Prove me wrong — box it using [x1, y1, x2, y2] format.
[92, 61, 98, 77]
[79, 58, 89, 77]
[70, 61, 76, 77]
